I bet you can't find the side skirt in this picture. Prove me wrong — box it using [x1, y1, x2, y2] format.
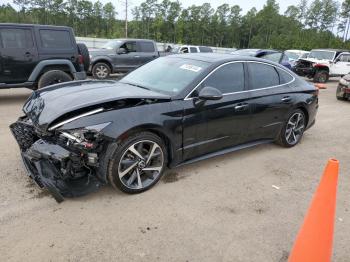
[174, 139, 274, 168]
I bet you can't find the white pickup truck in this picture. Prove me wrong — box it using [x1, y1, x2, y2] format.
[294, 49, 350, 83]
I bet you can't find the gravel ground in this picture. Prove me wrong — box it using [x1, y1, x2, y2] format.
[0, 79, 349, 262]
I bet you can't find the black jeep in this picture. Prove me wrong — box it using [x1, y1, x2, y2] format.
[0, 23, 89, 89]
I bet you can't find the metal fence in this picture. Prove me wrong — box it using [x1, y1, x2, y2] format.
[76, 36, 237, 54]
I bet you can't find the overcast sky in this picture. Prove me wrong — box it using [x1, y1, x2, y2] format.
[2, 0, 299, 19]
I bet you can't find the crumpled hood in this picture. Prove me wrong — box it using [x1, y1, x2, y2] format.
[299, 58, 330, 65]
[23, 80, 171, 131]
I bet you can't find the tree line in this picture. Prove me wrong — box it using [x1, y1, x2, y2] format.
[0, 0, 350, 50]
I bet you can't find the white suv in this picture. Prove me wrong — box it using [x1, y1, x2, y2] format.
[294, 49, 350, 83]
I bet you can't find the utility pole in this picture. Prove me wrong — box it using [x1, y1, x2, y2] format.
[125, 0, 128, 38]
[344, 17, 350, 42]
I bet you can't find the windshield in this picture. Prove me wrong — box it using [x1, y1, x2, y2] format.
[100, 40, 121, 50]
[232, 49, 259, 56]
[285, 51, 300, 60]
[308, 50, 335, 60]
[120, 57, 210, 95]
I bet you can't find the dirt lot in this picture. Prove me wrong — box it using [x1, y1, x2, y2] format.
[0, 80, 349, 262]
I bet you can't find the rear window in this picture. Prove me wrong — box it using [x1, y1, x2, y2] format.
[39, 29, 72, 49]
[0, 28, 33, 48]
[139, 41, 155, 52]
[199, 46, 213, 53]
[248, 63, 280, 90]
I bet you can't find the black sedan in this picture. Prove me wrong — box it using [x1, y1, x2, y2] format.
[10, 54, 319, 202]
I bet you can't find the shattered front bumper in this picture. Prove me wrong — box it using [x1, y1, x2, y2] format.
[10, 120, 103, 203]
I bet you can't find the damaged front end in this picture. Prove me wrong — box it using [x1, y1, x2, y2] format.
[293, 59, 316, 78]
[10, 116, 108, 203]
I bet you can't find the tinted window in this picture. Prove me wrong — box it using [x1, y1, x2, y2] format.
[40, 30, 72, 49]
[199, 46, 213, 53]
[140, 41, 155, 52]
[248, 63, 279, 90]
[190, 47, 198, 53]
[120, 41, 137, 52]
[203, 63, 245, 94]
[0, 28, 33, 48]
[277, 68, 294, 84]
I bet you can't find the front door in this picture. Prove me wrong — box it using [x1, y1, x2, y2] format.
[182, 62, 252, 161]
[332, 53, 350, 76]
[114, 41, 142, 71]
[0, 27, 38, 84]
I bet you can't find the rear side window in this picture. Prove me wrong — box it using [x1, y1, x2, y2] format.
[0, 28, 33, 48]
[248, 63, 279, 90]
[277, 68, 294, 84]
[140, 41, 155, 52]
[199, 46, 213, 53]
[190, 47, 198, 53]
[203, 63, 245, 94]
[40, 30, 72, 49]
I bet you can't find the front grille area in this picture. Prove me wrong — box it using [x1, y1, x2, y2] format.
[10, 119, 38, 151]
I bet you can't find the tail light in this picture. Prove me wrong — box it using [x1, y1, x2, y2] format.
[78, 54, 84, 65]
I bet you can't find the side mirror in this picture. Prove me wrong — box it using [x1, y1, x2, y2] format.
[198, 86, 223, 101]
[117, 48, 127, 54]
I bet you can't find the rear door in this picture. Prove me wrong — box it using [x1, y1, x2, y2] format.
[137, 41, 158, 65]
[0, 26, 38, 84]
[183, 62, 252, 160]
[246, 62, 296, 141]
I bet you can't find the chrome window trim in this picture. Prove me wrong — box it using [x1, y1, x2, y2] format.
[184, 60, 296, 100]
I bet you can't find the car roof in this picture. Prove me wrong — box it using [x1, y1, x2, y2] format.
[311, 49, 349, 52]
[0, 23, 71, 30]
[169, 53, 279, 65]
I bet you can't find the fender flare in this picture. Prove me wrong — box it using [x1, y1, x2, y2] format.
[28, 60, 77, 82]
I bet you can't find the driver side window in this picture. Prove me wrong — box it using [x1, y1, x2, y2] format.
[120, 41, 137, 53]
[339, 54, 350, 62]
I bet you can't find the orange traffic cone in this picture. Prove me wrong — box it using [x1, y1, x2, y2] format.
[315, 83, 327, 89]
[288, 159, 339, 262]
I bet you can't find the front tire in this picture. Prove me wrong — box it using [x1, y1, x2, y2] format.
[92, 62, 111, 79]
[108, 132, 167, 194]
[277, 109, 306, 148]
[38, 70, 73, 89]
[336, 86, 346, 100]
[313, 70, 329, 83]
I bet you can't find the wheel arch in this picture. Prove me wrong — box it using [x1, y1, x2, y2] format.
[116, 124, 175, 166]
[92, 59, 113, 72]
[314, 65, 330, 73]
[295, 105, 309, 127]
[28, 60, 77, 82]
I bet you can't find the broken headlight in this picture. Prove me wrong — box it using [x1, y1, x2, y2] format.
[59, 122, 111, 149]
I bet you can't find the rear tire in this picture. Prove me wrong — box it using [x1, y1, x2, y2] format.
[313, 70, 329, 83]
[107, 132, 167, 194]
[77, 43, 90, 71]
[92, 62, 111, 79]
[276, 109, 306, 148]
[38, 70, 72, 89]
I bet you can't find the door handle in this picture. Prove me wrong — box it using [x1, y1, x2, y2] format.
[134, 55, 140, 58]
[235, 103, 249, 111]
[25, 52, 32, 57]
[281, 96, 292, 103]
